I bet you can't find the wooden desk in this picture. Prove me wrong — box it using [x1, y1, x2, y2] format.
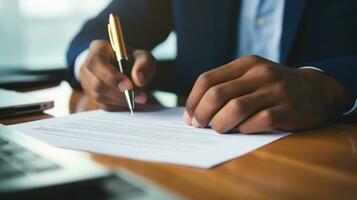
[2, 82, 357, 199]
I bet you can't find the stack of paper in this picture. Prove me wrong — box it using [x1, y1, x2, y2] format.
[10, 107, 290, 168]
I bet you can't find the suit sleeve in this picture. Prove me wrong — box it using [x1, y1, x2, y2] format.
[299, 56, 357, 99]
[66, 0, 173, 88]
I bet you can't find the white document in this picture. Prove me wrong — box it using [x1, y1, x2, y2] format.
[9, 107, 290, 168]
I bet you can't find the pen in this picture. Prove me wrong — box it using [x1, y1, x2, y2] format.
[108, 13, 135, 115]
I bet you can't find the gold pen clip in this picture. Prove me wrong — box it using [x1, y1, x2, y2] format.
[108, 13, 128, 60]
[108, 24, 117, 53]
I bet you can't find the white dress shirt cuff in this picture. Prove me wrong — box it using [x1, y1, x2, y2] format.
[299, 66, 324, 72]
[74, 49, 89, 81]
[299, 66, 357, 115]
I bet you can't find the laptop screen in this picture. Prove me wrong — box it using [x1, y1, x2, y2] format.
[0, 0, 111, 73]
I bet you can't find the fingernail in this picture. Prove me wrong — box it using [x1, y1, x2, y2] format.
[118, 81, 130, 92]
[137, 71, 145, 83]
[182, 110, 192, 125]
[135, 93, 147, 104]
[192, 117, 201, 128]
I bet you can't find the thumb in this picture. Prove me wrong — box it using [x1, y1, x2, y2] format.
[131, 50, 156, 87]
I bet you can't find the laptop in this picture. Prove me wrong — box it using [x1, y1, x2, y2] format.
[0, 124, 179, 199]
[0, 89, 54, 118]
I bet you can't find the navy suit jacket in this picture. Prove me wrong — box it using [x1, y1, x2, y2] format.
[67, 0, 357, 97]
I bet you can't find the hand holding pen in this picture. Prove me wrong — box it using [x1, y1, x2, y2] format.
[77, 17, 156, 112]
[108, 13, 136, 115]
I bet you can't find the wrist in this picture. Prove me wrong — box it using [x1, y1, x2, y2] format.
[297, 68, 355, 117]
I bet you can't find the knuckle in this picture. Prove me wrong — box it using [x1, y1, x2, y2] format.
[197, 71, 213, 87]
[275, 81, 289, 98]
[142, 52, 153, 63]
[206, 86, 224, 104]
[247, 55, 262, 63]
[259, 65, 274, 75]
[260, 110, 276, 127]
[135, 55, 148, 65]
[256, 65, 278, 80]
[229, 98, 247, 116]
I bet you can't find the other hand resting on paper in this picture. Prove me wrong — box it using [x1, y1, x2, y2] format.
[183, 56, 354, 134]
[79, 40, 156, 111]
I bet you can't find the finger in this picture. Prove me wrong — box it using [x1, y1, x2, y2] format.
[134, 91, 147, 104]
[83, 66, 125, 102]
[96, 102, 129, 112]
[192, 76, 256, 128]
[83, 67, 147, 107]
[185, 56, 262, 118]
[209, 89, 277, 133]
[93, 91, 147, 111]
[84, 65, 149, 108]
[238, 105, 286, 134]
[86, 53, 133, 92]
[81, 74, 125, 108]
[94, 95, 145, 112]
[131, 50, 156, 87]
[89, 40, 115, 60]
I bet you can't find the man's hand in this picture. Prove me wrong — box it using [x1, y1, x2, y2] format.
[184, 55, 354, 133]
[79, 40, 156, 111]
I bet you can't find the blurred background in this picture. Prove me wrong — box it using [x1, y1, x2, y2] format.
[0, 0, 176, 74]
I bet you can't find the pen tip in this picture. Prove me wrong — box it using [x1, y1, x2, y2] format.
[130, 109, 134, 116]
